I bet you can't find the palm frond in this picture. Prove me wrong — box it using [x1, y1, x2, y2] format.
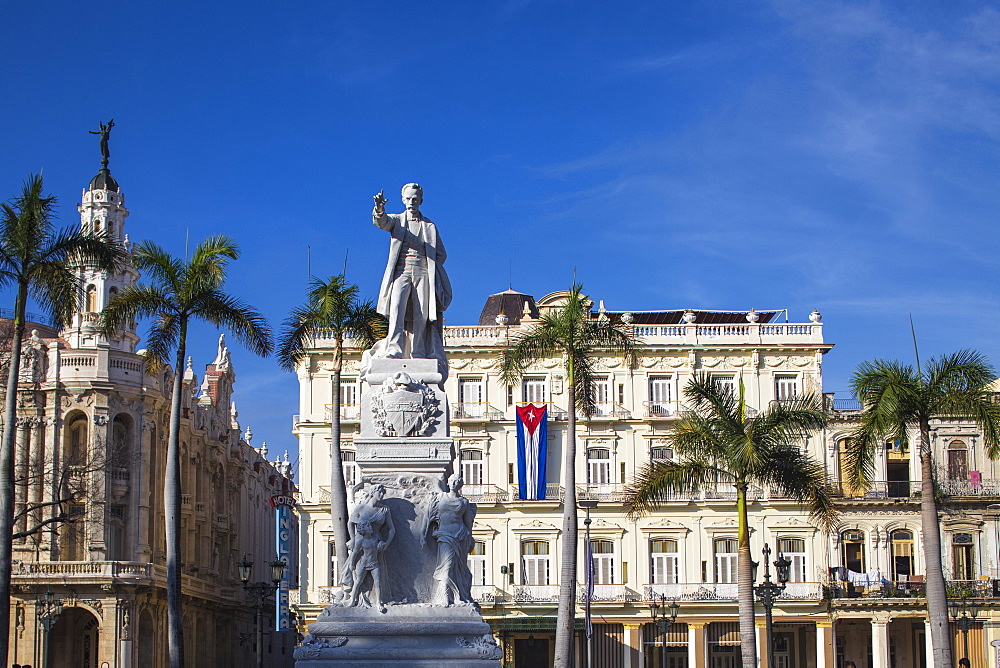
[625, 459, 729, 519]
[194, 291, 272, 358]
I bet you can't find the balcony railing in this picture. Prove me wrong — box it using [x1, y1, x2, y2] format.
[463, 484, 509, 503]
[938, 478, 1000, 497]
[577, 584, 639, 603]
[835, 481, 916, 499]
[472, 585, 507, 604]
[644, 401, 682, 418]
[643, 583, 737, 600]
[587, 403, 632, 420]
[452, 403, 504, 421]
[516, 403, 568, 421]
[508, 483, 563, 501]
[324, 404, 361, 421]
[13, 560, 152, 579]
[577, 483, 630, 502]
[512, 585, 560, 603]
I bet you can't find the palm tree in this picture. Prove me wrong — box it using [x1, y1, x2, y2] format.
[0, 173, 127, 663]
[624, 375, 837, 667]
[276, 274, 384, 579]
[498, 284, 638, 668]
[99, 235, 272, 668]
[844, 350, 1000, 668]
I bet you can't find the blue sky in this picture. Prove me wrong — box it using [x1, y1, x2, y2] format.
[3, 1, 999, 474]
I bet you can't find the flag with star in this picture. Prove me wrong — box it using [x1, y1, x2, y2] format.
[516, 403, 548, 500]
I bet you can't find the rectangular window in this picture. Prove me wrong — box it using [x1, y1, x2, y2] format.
[521, 541, 550, 585]
[593, 377, 610, 416]
[590, 540, 616, 585]
[714, 374, 736, 396]
[586, 448, 611, 485]
[458, 378, 484, 418]
[469, 542, 487, 587]
[461, 449, 484, 486]
[648, 376, 673, 416]
[774, 375, 798, 402]
[340, 380, 358, 419]
[777, 538, 806, 583]
[714, 538, 737, 584]
[522, 378, 546, 404]
[341, 450, 357, 489]
[651, 539, 680, 584]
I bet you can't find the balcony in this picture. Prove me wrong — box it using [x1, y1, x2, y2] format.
[586, 403, 631, 420]
[472, 585, 507, 604]
[451, 403, 504, 421]
[462, 484, 509, 503]
[938, 478, 1000, 497]
[577, 483, 630, 502]
[577, 584, 639, 603]
[643, 583, 737, 600]
[512, 585, 560, 603]
[508, 483, 564, 502]
[834, 481, 916, 500]
[644, 401, 681, 418]
[324, 404, 361, 422]
[13, 560, 153, 585]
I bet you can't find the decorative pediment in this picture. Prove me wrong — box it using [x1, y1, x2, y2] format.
[512, 520, 560, 535]
[767, 516, 819, 534]
[588, 518, 626, 538]
[640, 518, 691, 536]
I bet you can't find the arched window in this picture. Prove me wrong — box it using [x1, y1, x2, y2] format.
[586, 448, 611, 485]
[890, 529, 914, 581]
[650, 539, 679, 584]
[66, 413, 88, 462]
[521, 540, 550, 585]
[948, 440, 970, 481]
[714, 538, 737, 583]
[777, 537, 806, 582]
[468, 541, 486, 587]
[841, 530, 865, 573]
[111, 415, 131, 464]
[108, 505, 126, 561]
[461, 449, 483, 486]
[589, 539, 615, 584]
[85, 285, 98, 313]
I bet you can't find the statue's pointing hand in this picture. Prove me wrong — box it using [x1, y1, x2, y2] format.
[373, 190, 387, 213]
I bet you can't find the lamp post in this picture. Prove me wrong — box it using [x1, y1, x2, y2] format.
[648, 594, 679, 668]
[238, 556, 286, 668]
[36, 588, 63, 668]
[753, 543, 791, 668]
[579, 499, 599, 668]
[950, 593, 981, 666]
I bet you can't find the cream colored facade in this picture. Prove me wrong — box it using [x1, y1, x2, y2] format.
[5, 166, 298, 668]
[293, 291, 1000, 668]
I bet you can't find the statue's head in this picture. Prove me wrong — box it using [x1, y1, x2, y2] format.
[402, 183, 423, 212]
[448, 473, 464, 492]
[357, 520, 373, 536]
[371, 484, 387, 501]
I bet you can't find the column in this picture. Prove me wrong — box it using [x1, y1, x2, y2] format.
[624, 623, 641, 668]
[816, 620, 835, 668]
[924, 618, 934, 668]
[871, 617, 889, 668]
[758, 622, 770, 668]
[688, 622, 707, 668]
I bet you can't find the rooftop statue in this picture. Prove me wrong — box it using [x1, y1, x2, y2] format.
[89, 118, 115, 168]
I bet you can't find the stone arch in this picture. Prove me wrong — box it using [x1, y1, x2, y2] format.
[137, 608, 156, 667]
[49, 605, 101, 668]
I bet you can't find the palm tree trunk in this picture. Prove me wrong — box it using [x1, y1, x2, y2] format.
[553, 379, 578, 668]
[919, 420, 952, 668]
[0, 284, 27, 665]
[736, 481, 758, 668]
[166, 320, 187, 668]
[328, 340, 350, 582]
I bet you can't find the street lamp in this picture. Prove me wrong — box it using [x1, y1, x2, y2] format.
[579, 499, 599, 668]
[648, 594, 679, 668]
[754, 543, 791, 668]
[36, 588, 63, 668]
[239, 555, 286, 668]
[950, 593, 981, 666]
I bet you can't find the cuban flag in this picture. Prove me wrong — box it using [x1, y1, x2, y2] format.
[516, 403, 548, 500]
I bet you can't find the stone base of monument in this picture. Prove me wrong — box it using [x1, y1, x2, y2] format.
[294, 603, 501, 666]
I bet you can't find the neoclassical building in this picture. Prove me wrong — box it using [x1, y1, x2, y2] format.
[4, 161, 297, 668]
[293, 289, 1000, 668]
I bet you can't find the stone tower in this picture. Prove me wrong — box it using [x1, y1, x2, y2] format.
[62, 154, 140, 352]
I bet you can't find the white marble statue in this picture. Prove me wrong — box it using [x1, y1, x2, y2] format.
[425, 474, 476, 606]
[344, 485, 395, 612]
[372, 183, 452, 368]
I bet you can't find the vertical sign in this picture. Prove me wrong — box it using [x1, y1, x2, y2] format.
[270, 495, 295, 631]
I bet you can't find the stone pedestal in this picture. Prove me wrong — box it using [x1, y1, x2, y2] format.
[296, 358, 501, 667]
